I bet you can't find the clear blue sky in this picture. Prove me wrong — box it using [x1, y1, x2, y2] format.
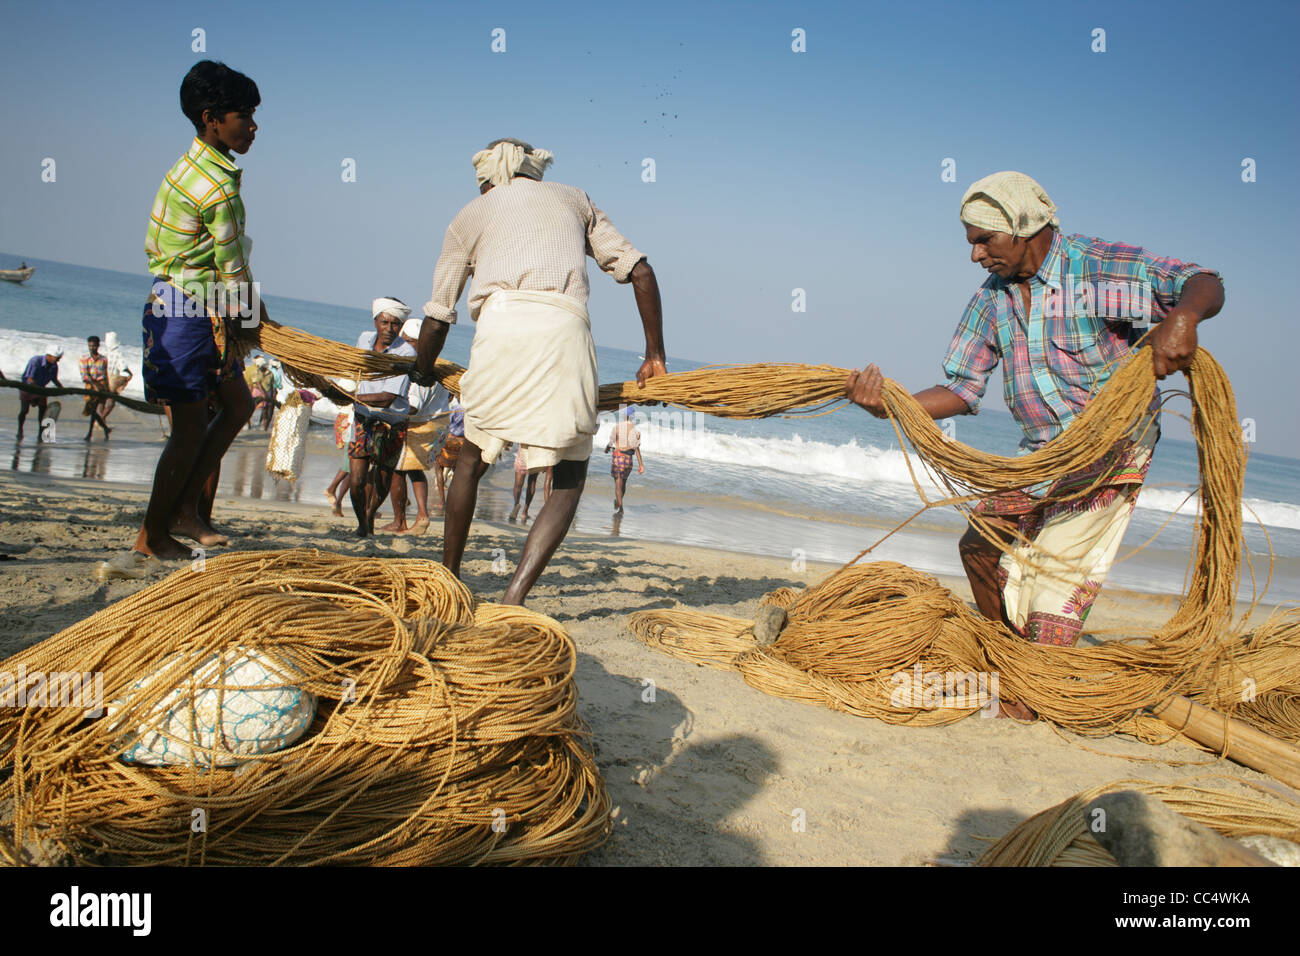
[2, 0, 1296, 454]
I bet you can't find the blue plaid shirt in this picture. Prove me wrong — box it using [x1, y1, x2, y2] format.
[939, 231, 1219, 451]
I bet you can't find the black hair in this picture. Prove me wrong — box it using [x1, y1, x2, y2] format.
[486, 137, 534, 152]
[87, 336, 100, 345]
[180, 60, 261, 135]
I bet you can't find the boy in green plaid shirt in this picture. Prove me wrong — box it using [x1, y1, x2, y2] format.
[133, 61, 266, 560]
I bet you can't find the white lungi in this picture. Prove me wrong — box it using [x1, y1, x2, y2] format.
[459, 290, 599, 469]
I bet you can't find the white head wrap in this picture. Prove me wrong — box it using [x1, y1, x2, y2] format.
[372, 297, 411, 320]
[960, 171, 1060, 238]
[401, 317, 424, 340]
[104, 331, 119, 350]
[472, 139, 554, 188]
[46, 342, 63, 357]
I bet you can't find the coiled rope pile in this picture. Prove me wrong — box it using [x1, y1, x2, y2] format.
[976, 777, 1300, 866]
[0, 550, 610, 866]
[628, 348, 1300, 746]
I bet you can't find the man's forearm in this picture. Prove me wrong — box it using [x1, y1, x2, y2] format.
[415, 318, 450, 378]
[1173, 273, 1225, 322]
[630, 261, 665, 359]
[356, 391, 399, 408]
[914, 386, 971, 420]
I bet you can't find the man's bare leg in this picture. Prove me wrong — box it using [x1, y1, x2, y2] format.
[442, 441, 492, 576]
[509, 469, 525, 521]
[17, 399, 44, 441]
[958, 516, 1034, 719]
[409, 472, 431, 527]
[522, 471, 538, 521]
[434, 465, 448, 512]
[367, 466, 395, 532]
[502, 458, 587, 605]
[379, 471, 409, 532]
[197, 465, 220, 526]
[169, 377, 250, 548]
[85, 406, 111, 440]
[613, 473, 628, 513]
[134, 398, 211, 559]
[348, 456, 371, 536]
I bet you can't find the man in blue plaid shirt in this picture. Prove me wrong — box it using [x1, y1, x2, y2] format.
[846, 171, 1224, 717]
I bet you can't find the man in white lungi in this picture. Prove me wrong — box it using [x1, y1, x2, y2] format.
[411, 138, 667, 604]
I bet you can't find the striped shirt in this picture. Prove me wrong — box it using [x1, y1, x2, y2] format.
[145, 138, 253, 307]
[79, 353, 108, 388]
[423, 178, 645, 324]
[939, 231, 1220, 451]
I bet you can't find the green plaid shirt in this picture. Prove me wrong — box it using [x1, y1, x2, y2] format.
[145, 138, 253, 305]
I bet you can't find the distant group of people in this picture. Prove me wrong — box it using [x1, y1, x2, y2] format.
[14, 334, 133, 442]
[322, 298, 455, 538]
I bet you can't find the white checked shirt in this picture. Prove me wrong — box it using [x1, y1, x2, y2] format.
[423, 178, 646, 324]
[354, 331, 415, 422]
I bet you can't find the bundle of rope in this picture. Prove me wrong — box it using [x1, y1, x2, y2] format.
[976, 777, 1300, 867]
[0, 550, 610, 866]
[239, 317, 850, 417]
[629, 348, 1300, 751]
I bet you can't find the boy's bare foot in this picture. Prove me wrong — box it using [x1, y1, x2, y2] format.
[132, 529, 192, 560]
[508, 503, 520, 522]
[377, 519, 407, 533]
[410, 516, 430, 535]
[354, 525, 370, 538]
[170, 515, 230, 547]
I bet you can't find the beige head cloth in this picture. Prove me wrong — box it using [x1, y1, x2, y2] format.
[472, 138, 555, 187]
[960, 171, 1060, 237]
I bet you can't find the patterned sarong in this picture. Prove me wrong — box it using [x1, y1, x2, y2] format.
[979, 414, 1159, 647]
[610, 448, 634, 479]
[348, 415, 407, 470]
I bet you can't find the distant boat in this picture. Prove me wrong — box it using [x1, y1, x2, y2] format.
[0, 265, 35, 284]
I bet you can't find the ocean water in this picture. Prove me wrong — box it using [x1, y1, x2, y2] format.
[3, 254, 1299, 601]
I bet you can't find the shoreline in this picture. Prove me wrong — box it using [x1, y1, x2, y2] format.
[5, 389, 1297, 608]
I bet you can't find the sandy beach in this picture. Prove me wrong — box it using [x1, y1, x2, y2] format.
[0, 418, 1290, 865]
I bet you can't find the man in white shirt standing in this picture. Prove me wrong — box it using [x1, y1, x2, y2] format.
[378, 317, 452, 535]
[348, 297, 415, 537]
[410, 138, 667, 605]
